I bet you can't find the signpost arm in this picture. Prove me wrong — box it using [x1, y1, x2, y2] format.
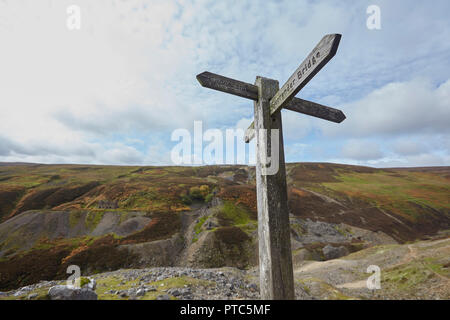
[254, 76, 295, 300]
[244, 97, 346, 142]
[269, 34, 341, 115]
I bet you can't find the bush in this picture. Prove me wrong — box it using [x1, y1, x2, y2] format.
[189, 185, 210, 201]
[181, 194, 192, 205]
[199, 185, 209, 197]
[189, 187, 202, 200]
[181, 185, 211, 203]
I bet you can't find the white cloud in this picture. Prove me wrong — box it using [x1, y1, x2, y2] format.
[285, 143, 308, 159]
[0, 0, 449, 167]
[391, 139, 429, 156]
[321, 78, 450, 138]
[367, 153, 450, 168]
[235, 117, 252, 131]
[0, 134, 145, 165]
[341, 139, 384, 161]
[281, 110, 314, 143]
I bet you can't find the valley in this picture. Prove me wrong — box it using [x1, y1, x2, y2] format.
[0, 162, 448, 299]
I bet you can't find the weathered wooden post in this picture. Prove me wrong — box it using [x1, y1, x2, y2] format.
[196, 34, 344, 300]
[253, 76, 294, 299]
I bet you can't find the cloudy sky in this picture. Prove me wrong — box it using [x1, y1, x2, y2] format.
[0, 0, 449, 167]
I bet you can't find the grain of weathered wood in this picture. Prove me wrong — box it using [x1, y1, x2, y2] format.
[285, 97, 345, 122]
[244, 97, 346, 142]
[269, 34, 341, 115]
[254, 76, 295, 300]
[196, 71, 258, 100]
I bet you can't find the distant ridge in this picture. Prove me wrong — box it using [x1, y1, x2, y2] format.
[0, 162, 38, 166]
[0, 161, 448, 170]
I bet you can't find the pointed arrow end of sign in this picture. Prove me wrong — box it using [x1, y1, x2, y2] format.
[196, 72, 209, 86]
[244, 127, 255, 143]
[329, 34, 342, 57]
[337, 110, 346, 123]
[320, 33, 342, 60]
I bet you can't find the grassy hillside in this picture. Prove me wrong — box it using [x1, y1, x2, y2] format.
[288, 164, 450, 241]
[0, 162, 449, 242]
[0, 162, 448, 291]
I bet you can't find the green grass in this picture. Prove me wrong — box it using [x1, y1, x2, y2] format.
[297, 278, 355, 300]
[194, 216, 208, 235]
[120, 189, 159, 209]
[192, 216, 209, 243]
[80, 277, 90, 287]
[341, 244, 400, 260]
[85, 211, 105, 231]
[239, 221, 258, 235]
[382, 261, 432, 290]
[218, 201, 253, 226]
[139, 276, 213, 300]
[95, 276, 140, 300]
[0, 286, 50, 300]
[322, 170, 450, 220]
[1, 273, 212, 300]
[423, 257, 449, 277]
[95, 275, 213, 300]
[0, 165, 136, 188]
[204, 193, 213, 203]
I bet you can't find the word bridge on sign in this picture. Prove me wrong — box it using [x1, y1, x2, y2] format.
[196, 34, 345, 300]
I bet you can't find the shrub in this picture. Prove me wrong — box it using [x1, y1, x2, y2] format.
[181, 194, 192, 205]
[189, 185, 210, 201]
[199, 185, 209, 197]
[189, 187, 203, 200]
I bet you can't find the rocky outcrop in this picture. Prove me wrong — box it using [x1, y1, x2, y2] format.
[322, 244, 349, 260]
[48, 285, 97, 300]
[48, 278, 97, 300]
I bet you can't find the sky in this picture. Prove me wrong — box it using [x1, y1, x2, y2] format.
[0, 0, 449, 167]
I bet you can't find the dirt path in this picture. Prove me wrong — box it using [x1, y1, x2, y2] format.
[173, 210, 200, 266]
[173, 202, 218, 267]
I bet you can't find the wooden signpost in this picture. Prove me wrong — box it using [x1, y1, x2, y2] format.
[196, 34, 345, 300]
